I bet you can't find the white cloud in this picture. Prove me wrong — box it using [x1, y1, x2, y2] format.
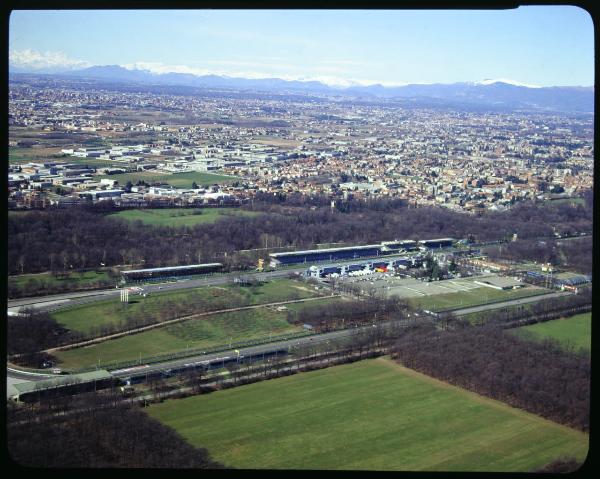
[8, 51, 410, 88]
[9, 49, 92, 70]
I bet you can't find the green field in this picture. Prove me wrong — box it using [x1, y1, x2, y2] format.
[147, 357, 588, 471]
[50, 280, 336, 369]
[99, 170, 237, 188]
[408, 286, 548, 312]
[54, 307, 303, 369]
[9, 146, 64, 164]
[511, 313, 591, 353]
[108, 207, 258, 227]
[51, 279, 319, 334]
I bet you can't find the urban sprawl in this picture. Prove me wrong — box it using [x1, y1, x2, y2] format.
[8, 80, 593, 211]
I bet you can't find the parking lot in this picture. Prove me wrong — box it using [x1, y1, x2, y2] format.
[336, 273, 522, 299]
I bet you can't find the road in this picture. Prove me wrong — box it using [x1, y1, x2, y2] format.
[7, 253, 414, 314]
[6, 317, 420, 397]
[8, 233, 589, 314]
[108, 317, 418, 380]
[449, 291, 572, 316]
[7, 269, 298, 314]
[5, 287, 575, 396]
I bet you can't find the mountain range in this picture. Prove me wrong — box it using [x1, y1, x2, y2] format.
[10, 65, 594, 113]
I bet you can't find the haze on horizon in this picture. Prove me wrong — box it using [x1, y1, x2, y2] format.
[8, 6, 594, 88]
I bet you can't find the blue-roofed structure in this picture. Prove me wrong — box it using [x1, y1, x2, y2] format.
[269, 240, 420, 267]
[121, 263, 223, 282]
[419, 238, 455, 249]
[270, 244, 384, 267]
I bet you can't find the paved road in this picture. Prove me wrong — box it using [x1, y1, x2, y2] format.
[7, 269, 299, 314]
[449, 291, 572, 316]
[108, 317, 419, 380]
[7, 253, 415, 314]
[6, 316, 420, 397]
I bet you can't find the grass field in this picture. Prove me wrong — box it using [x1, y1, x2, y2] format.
[54, 307, 303, 369]
[99, 170, 237, 188]
[408, 286, 548, 312]
[51, 280, 335, 369]
[9, 146, 64, 163]
[51, 279, 319, 334]
[52, 298, 344, 370]
[147, 357, 588, 471]
[511, 313, 591, 353]
[108, 208, 258, 227]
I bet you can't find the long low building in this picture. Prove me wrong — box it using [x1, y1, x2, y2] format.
[121, 263, 223, 282]
[9, 370, 114, 402]
[269, 239, 437, 267]
[270, 244, 384, 267]
[418, 238, 455, 249]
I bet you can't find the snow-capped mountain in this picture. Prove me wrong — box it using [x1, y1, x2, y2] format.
[472, 78, 542, 88]
[9, 65, 594, 113]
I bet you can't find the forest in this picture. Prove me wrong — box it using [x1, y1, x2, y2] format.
[7, 395, 224, 469]
[485, 235, 592, 274]
[7, 191, 593, 276]
[468, 287, 592, 327]
[391, 322, 590, 431]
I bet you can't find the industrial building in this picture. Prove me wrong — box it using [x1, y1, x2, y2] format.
[121, 263, 223, 282]
[77, 189, 125, 201]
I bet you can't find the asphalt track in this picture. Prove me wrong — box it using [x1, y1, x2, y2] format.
[7, 269, 298, 314]
[450, 291, 572, 315]
[7, 253, 415, 314]
[107, 317, 419, 380]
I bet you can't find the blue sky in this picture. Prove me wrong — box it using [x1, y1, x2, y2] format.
[9, 7, 594, 87]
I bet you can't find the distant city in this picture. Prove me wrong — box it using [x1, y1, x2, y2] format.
[6, 7, 593, 473]
[8, 73, 593, 212]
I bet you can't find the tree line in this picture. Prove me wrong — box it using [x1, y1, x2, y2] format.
[467, 287, 592, 327]
[8, 192, 592, 275]
[485, 235, 592, 275]
[390, 322, 590, 431]
[289, 296, 409, 332]
[7, 393, 224, 469]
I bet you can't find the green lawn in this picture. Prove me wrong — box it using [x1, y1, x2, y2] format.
[147, 357, 588, 471]
[9, 146, 63, 164]
[50, 280, 325, 369]
[51, 279, 318, 334]
[511, 313, 591, 353]
[99, 170, 237, 188]
[53, 308, 302, 370]
[408, 286, 548, 312]
[108, 208, 258, 227]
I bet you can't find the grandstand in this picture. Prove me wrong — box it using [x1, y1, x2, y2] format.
[419, 238, 455, 249]
[269, 240, 421, 267]
[270, 244, 384, 267]
[121, 263, 223, 282]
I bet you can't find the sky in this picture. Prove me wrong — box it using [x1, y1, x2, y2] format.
[8, 7, 595, 87]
